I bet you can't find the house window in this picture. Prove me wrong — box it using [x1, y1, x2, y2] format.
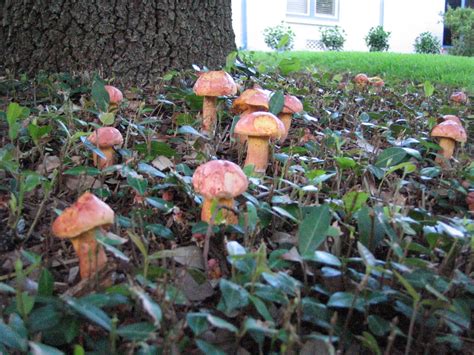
[316, 0, 335, 16]
[287, 0, 309, 15]
[287, 0, 338, 19]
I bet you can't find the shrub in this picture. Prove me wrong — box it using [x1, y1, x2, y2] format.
[414, 32, 441, 54]
[319, 26, 346, 51]
[365, 26, 391, 52]
[263, 22, 295, 51]
[444, 7, 474, 57]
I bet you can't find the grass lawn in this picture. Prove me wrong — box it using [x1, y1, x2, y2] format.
[250, 51, 474, 92]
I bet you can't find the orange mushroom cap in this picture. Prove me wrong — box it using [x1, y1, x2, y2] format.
[442, 115, 462, 125]
[193, 71, 237, 97]
[232, 88, 271, 113]
[88, 127, 124, 148]
[467, 192, 474, 209]
[282, 95, 303, 114]
[105, 85, 123, 104]
[52, 192, 114, 238]
[368, 76, 384, 87]
[354, 73, 369, 85]
[431, 120, 467, 143]
[192, 160, 248, 199]
[234, 111, 286, 139]
[450, 91, 467, 104]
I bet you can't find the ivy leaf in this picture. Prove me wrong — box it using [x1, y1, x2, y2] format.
[298, 204, 331, 257]
[269, 90, 285, 115]
[375, 147, 407, 168]
[63, 296, 112, 331]
[91, 79, 109, 112]
[218, 279, 249, 315]
[130, 286, 162, 328]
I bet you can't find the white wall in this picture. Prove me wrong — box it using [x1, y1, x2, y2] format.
[383, 0, 445, 53]
[232, 0, 446, 53]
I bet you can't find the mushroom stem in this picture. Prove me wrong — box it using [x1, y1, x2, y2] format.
[245, 136, 270, 174]
[435, 137, 456, 163]
[201, 198, 237, 224]
[202, 96, 218, 134]
[278, 113, 293, 143]
[70, 228, 107, 279]
[93, 147, 115, 169]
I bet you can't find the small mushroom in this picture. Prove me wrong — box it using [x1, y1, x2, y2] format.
[52, 192, 114, 279]
[443, 115, 462, 125]
[232, 87, 271, 115]
[232, 87, 271, 142]
[278, 95, 303, 143]
[192, 160, 248, 224]
[353, 73, 369, 86]
[466, 192, 474, 212]
[450, 91, 467, 104]
[193, 71, 237, 135]
[234, 111, 285, 174]
[88, 127, 124, 169]
[431, 120, 467, 163]
[368, 76, 385, 87]
[104, 85, 123, 113]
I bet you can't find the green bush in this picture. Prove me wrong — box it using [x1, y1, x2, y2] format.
[319, 26, 346, 51]
[414, 32, 441, 54]
[365, 26, 391, 52]
[263, 22, 295, 51]
[444, 7, 474, 57]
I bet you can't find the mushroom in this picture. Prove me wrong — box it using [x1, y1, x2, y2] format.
[52, 192, 113, 279]
[192, 160, 248, 224]
[443, 115, 462, 125]
[467, 192, 474, 212]
[104, 85, 123, 113]
[232, 87, 271, 115]
[234, 111, 285, 174]
[354, 73, 369, 86]
[368, 76, 385, 87]
[450, 91, 467, 104]
[88, 127, 124, 169]
[105, 85, 123, 105]
[193, 71, 237, 135]
[431, 120, 467, 163]
[232, 87, 271, 142]
[278, 94, 303, 143]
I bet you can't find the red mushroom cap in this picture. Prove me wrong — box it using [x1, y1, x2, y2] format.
[234, 111, 286, 139]
[282, 95, 303, 114]
[232, 88, 271, 113]
[52, 192, 114, 238]
[450, 91, 467, 104]
[442, 115, 462, 125]
[105, 85, 123, 104]
[354, 74, 369, 85]
[192, 160, 248, 199]
[431, 120, 467, 143]
[88, 127, 124, 148]
[193, 71, 237, 97]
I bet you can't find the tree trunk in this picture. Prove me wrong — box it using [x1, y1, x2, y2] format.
[0, 0, 235, 85]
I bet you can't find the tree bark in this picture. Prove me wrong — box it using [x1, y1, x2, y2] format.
[0, 0, 235, 85]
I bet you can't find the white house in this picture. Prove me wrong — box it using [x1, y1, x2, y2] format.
[231, 0, 468, 53]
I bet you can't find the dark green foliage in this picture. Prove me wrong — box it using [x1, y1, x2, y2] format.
[444, 7, 474, 57]
[365, 26, 391, 52]
[414, 32, 441, 54]
[320, 26, 346, 51]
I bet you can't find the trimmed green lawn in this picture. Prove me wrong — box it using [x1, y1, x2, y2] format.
[250, 51, 474, 92]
